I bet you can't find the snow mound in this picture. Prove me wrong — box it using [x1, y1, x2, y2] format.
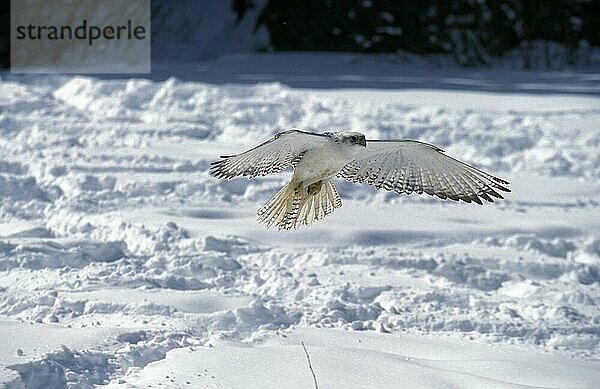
[0, 240, 126, 270]
[0, 175, 60, 202]
[9, 332, 193, 389]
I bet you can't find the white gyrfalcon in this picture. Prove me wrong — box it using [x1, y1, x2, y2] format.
[210, 130, 510, 230]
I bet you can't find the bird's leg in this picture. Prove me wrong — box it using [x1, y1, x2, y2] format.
[307, 181, 323, 196]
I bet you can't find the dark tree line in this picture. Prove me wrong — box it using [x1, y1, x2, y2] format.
[254, 0, 600, 66]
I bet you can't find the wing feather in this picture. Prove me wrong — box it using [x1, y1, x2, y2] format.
[338, 140, 510, 204]
[210, 130, 329, 179]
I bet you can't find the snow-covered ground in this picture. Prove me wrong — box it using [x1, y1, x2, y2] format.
[1, 54, 600, 388]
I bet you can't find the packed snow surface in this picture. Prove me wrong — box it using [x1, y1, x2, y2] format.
[1, 54, 599, 387]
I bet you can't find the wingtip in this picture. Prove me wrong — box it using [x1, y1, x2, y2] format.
[493, 176, 511, 186]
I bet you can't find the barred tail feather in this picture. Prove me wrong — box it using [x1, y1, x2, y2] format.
[257, 180, 342, 230]
[256, 182, 297, 229]
[293, 180, 342, 229]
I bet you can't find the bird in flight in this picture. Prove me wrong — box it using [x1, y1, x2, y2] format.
[210, 130, 510, 230]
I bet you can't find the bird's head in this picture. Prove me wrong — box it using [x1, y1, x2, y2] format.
[325, 131, 367, 147]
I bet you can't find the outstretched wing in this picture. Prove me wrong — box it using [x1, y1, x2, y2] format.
[338, 140, 510, 204]
[210, 130, 329, 179]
